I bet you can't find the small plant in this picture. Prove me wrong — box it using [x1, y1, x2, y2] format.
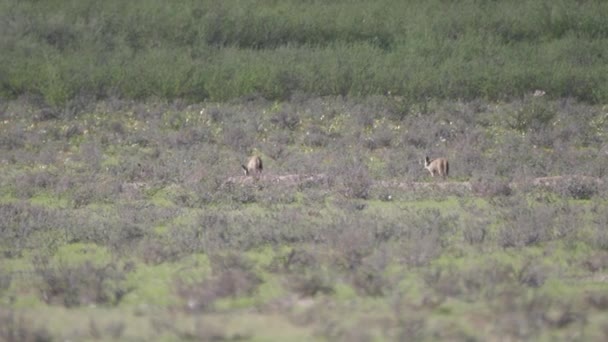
[175, 253, 262, 313]
[34, 259, 132, 307]
[507, 97, 556, 133]
[334, 157, 372, 199]
[496, 198, 555, 248]
[352, 262, 389, 297]
[271, 248, 319, 273]
[558, 176, 599, 199]
[471, 178, 513, 197]
[288, 271, 334, 298]
[0, 309, 52, 342]
[518, 260, 548, 288]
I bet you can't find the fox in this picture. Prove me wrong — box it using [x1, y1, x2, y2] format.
[242, 155, 263, 176]
[424, 156, 449, 179]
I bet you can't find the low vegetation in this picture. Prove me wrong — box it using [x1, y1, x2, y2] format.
[1, 0, 608, 107]
[1, 95, 607, 340]
[2, 0, 608, 340]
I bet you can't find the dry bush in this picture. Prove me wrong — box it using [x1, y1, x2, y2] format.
[0, 125, 26, 150]
[177, 268, 261, 312]
[384, 148, 418, 180]
[582, 251, 608, 273]
[302, 124, 331, 148]
[270, 248, 320, 273]
[13, 169, 59, 199]
[557, 176, 600, 199]
[496, 198, 555, 248]
[261, 131, 292, 160]
[588, 204, 608, 249]
[0, 270, 11, 297]
[61, 204, 161, 252]
[424, 260, 516, 302]
[150, 315, 233, 340]
[462, 223, 488, 245]
[471, 177, 513, 197]
[176, 252, 261, 313]
[165, 126, 215, 149]
[399, 209, 458, 267]
[288, 271, 334, 298]
[222, 125, 256, 154]
[492, 293, 549, 340]
[271, 109, 300, 131]
[586, 292, 608, 311]
[78, 140, 103, 170]
[400, 114, 441, 149]
[507, 98, 556, 133]
[70, 174, 122, 208]
[34, 259, 132, 307]
[351, 251, 391, 297]
[0, 202, 63, 255]
[255, 184, 298, 206]
[423, 268, 463, 298]
[333, 156, 372, 199]
[491, 289, 587, 340]
[327, 217, 375, 271]
[364, 126, 393, 150]
[518, 259, 549, 288]
[140, 238, 183, 265]
[87, 319, 125, 340]
[0, 309, 52, 342]
[226, 183, 258, 204]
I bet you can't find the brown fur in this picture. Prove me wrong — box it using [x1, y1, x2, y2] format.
[242, 156, 263, 176]
[424, 156, 449, 179]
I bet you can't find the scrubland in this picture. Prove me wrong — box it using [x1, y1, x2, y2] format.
[2, 0, 608, 341]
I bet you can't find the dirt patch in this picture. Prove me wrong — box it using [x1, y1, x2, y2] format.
[221, 173, 603, 196]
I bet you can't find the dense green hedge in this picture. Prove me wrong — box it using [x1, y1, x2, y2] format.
[1, 0, 607, 105]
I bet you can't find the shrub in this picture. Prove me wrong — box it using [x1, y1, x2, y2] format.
[288, 271, 334, 298]
[586, 292, 608, 311]
[334, 156, 372, 199]
[13, 169, 59, 199]
[87, 319, 125, 340]
[399, 208, 458, 266]
[462, 223, 488, 245]
[0, 202, 62, 254]
[302, 125, 330, 148]
[558, 176, 599, 200]
[507, 98, 556, 133]
[0, 309, 52, 342]
[140, 238, 183, 265]
[582, 252, 608, 273]
[34, 259, 132, 307]
[176, 252, 262, 312]
[518, 260, 548, 288]
[5, 0, 608, 105]
[270, 248, 319, 273]
[351, 253, 390, 297]
[471, 177, 513, 197]
[496, 198, 555, 248]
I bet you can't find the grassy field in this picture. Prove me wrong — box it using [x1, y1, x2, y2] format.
[2, 0, 608, 340]
[1, 0, 608, 106]
[1, 95, 608, 341]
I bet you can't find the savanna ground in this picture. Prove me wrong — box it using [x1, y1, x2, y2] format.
[2, 95, 608, 341]
[2, 1, 608, 341]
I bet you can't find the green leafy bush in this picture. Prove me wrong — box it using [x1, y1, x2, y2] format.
[2, 0, 608, 105]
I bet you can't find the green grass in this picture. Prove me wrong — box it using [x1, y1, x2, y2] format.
[1, 0, 608, 105]
[1, 94, 608, 340]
